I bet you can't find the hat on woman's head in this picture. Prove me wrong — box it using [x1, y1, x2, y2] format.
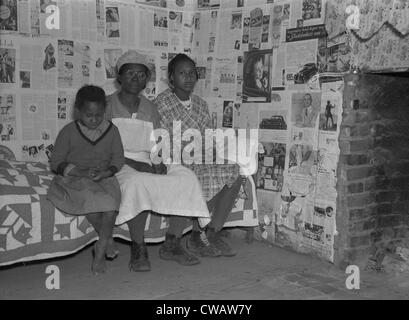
[116, 50, 153, 74]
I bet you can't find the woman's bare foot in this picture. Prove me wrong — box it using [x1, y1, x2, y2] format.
[105, 237, 119, 260]
[92, 241, 107, 275]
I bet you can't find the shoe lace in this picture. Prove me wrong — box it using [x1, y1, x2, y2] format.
[200, 231, 210, 246]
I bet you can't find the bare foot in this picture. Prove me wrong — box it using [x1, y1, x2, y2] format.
[92, 241, 106, 275]
[105, 237, 119, 260]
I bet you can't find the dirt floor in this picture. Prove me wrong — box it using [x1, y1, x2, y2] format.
[1, 230, 409, 300]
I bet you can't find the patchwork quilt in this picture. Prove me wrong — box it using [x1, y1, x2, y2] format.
[0, 160, 258, 266]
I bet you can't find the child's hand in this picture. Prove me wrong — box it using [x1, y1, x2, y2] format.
[70, 167, 92, 178]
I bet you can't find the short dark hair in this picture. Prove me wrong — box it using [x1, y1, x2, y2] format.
[167, 53, 198, 85]
[74, 85, 106, 111]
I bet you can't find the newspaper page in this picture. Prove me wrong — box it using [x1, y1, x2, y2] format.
[105, 3, 121, 45]
[118, 2, 138, 48]
[205, 98, 223, 129]
[215, 9, 243, 55]
[156, 52, 170, 95]
[58, 40, 91, 88]
[220, 0, 245, 9]
[211, 56, 237, 99]
[68, 0, 97, 41]
[236, 55, 243, 101]
[197, 0, 220, 10]
[290, 0, 325, 28]
[19, 40, 57, 90]
[152, 8, 170, 50]
[103, 47, 122, 81]
[248, 7, 263, 50]
[242, 49, 272, 103]
[193, 55, 213, 98]
[38, 0, 56, 37]
[271, 46, 286, 89]
[257, 141, 287, 193]
[181, 10, 194, 53]
[21, 92, 58, 142]
[258, 93, 290, 143]
[0, 0, 18, 33]
[96, 0, 105, 41]
[57, 90, 75, 131]
[168, 10, 183, 52]
[17, 0, 31, 34]
[21, 141, 54, 162]
[290, 91, 321, 148]
[192, 10, 218, 54]
[30, 0, 40, 36]
[0, 39, 17, 89]
[270, 2, 291, 49]
[0, 93, 17, 142]
[285, 39, 318, 88]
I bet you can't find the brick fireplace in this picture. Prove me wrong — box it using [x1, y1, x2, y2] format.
[335, 72, 409, 268]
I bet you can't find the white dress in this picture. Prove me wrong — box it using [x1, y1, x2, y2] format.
[112, 117, 210, 227]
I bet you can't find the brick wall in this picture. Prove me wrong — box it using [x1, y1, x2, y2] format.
[335, 72, 409, 268]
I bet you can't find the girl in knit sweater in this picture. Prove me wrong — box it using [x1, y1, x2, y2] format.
[47, 85, 124, 275]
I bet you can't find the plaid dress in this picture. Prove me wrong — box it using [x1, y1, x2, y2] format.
[155, 89, 240, 201]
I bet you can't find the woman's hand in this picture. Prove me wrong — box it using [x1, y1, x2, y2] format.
[89, 168, 112, 181]
[153, 163, 167, 175]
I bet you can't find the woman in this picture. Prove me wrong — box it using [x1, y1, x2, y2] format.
[155, 54, 243, 258]
[105, 50, 210, 271]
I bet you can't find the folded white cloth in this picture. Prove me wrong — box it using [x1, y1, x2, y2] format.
[115, 164, 211, 227]
[112, 118, 155, 165]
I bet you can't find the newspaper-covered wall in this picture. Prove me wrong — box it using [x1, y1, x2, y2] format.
[0, 0, 349, 262]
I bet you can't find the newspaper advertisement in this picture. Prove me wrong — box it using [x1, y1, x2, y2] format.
[211, 56, 237, 99]
[167, 10, 183, 52]
[57, 90, 75, 130]
[197, 0, 220, 10]
[19, 40, 58, 90]
[96, 0, 105, 41]
[242, 49, 272, 103]
[248, 7, 263, 50]
[291, 91, 321, 129]
[206, 98, 223, 129]
[17, 0, 31, 34]
[105, 5, 120, 45]
[270, 2, 290, 49]
[216, 10, 243, 54]
[302, 197, 336, 261]
[192, 10, 218, 54]
[236, 55, 243, 101]
[259, 107, 288, 143]
[285, 39, 318, 88]
[0, 45, 16, 87]
[256, 142, 286, 193]
[271, 46, 286, 90]
[21, 142, 54, 162]
[0, 93, 16, 142]
[38, 0, 57, 37]
[103, 48, 122, 80]
[193, 55, 213, 98]
[237, 102, 259, 130]
[21, 93, 58, 142]
[220, 0, 245, 9]
[0, 0, 18, 33]
[181, 10, 194, 53]
[58, 40, 91, 88]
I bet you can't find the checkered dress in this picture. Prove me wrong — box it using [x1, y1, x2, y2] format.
[155, 89, 240, 201]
